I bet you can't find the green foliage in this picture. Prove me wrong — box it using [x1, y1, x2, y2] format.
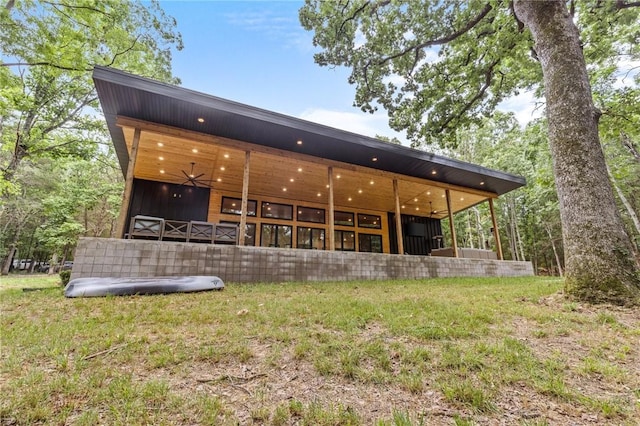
[0, 0, 181, 266]
[59, 270, 71, 287]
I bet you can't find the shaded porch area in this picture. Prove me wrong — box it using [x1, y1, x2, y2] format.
[71, 238, 533, 283]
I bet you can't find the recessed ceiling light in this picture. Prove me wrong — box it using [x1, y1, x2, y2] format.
[192, 148, 198, 153]
[433, 210, 438, 214]
[290, 178, 294, 182]
[358, 189, 363, 194]
[224, 153, 229, 159]
[216, 178, 222, 182]
[197, 117, 205, 123]
[460, 197, 464, 201]
[401, 205, 405, 209]
[348, 197, 352, 201]
[336, 175, 341, 179]
[326, 184, 329, 188]
[426, 191, 431, 195]
[416, 207, 419, 211]
[159, 169, 165, 174]
[369, 180, 374, 185]
[431, 170, 437, 175]
[414, 198, 418, 202]
[157, 142, 164, 147]
[158, 156, 164, 161]
[372, 157, 378, 162]
[480, 181, 485, 185]
[189, 174, 194, 178]
[317, 193, 321, 197]
[442, 194, 446, 198]
[297, 167, 303, 172]
[296, 140, 303, 145]
[220, 166, 225, 171]
[282, 187, 287, 192]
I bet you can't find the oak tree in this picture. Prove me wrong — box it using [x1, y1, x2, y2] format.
[300, 0, 640, 305]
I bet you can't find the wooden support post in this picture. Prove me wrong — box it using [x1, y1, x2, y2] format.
[115, 128, 141, 238]
[489, 198, 504, 260]
[328, 166, 335, 251]
[445, 189, 458, 258]
[393, 178, 404, 255]
[238, 151, 251, 246]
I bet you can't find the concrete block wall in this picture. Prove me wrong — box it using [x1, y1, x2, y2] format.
[71, 237, 534, 282]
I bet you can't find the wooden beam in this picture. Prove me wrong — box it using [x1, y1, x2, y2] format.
[328, 166, 335, 251]
[489, 198, 504, 260]
[393, 178, 404, 255]
[446, 189, 458, 258]
[238, 151, 251, 246]
[115, 127, 141, 238]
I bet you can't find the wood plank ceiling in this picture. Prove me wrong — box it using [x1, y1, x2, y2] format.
[123, 125, 491, 219]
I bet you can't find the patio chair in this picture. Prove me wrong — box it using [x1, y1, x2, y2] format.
[213, 223, 239, 245]
[162, 220, 189, 241]
[129, 215, 164, 240]
[188, 221, 215, 243]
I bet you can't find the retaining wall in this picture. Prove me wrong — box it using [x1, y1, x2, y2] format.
[71, 237, 534, 282]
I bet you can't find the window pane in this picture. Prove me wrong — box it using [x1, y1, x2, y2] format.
[359, 233, 382, 253]
[334, 211, 354, 226]
[335, 230, 355, 251]
[261, 202, 293, 220]
[297, 206, 325, 224]
[261, 224, 276, 247]
[358, 213, 381, 229]
[311, 229, 325, 250]
[221, 197, 256, 216]
[277, 225, 292, 248]
[298, 227, 325, 249]
[261, 224, 291, 248]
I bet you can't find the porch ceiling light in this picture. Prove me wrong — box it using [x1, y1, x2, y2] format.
[348, 197, 352, 201]
[159, 156, 164, 160]
[157, 142, 163, 147]
[298, 167, 303, 172]
[216, 178, 222, 182]
[220, 166, 225, 171]
[317, 193, 321, 197]
[369, 180, 374, 185]
[282, 187, 287, 192]
[224, 153, 230, 159]
[358, 189, 363, 194]
[290, 178, 294, 182]
[159, 169, 165, 174]
[192, 148, 198, 153]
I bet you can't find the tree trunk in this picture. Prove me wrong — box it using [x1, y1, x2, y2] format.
[514, 0, 640, 305]
[544, 223, 564, 277]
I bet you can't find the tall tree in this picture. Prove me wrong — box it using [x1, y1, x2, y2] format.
[0, 0, 182, 271]
[300, 0, 640, 305]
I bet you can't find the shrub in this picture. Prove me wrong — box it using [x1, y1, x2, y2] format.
[59, 270, 71, 287]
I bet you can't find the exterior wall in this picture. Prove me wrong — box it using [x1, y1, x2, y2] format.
[71, 237, 534, 283]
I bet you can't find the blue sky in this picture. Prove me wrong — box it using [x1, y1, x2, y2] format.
[160, 1, 540, 145]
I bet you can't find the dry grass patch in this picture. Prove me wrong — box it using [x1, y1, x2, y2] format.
[1, 275, 639, 425]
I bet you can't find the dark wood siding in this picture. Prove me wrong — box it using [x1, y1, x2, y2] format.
[125, 179, 210, 233]
[388, 213, 443, 255]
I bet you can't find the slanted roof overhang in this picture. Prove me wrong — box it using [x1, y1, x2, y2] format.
[92, 66, 525, 197]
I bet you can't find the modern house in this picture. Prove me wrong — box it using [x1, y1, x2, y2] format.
[69, 66, 533, 282]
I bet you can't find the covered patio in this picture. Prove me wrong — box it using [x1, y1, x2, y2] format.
[70, 66, 533, 281]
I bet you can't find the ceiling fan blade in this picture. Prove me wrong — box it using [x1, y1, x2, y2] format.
[193, 172, 205, 180]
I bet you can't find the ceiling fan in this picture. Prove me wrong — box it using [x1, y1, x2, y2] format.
[429, 201, 448, 218]
[168, 162, 214, 188]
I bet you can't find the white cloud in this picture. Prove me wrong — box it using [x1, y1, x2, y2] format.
[298, 108, 408, 143]
[497, 90, 544, 126]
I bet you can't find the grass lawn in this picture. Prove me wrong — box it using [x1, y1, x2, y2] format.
[1, 274, 639, 425]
